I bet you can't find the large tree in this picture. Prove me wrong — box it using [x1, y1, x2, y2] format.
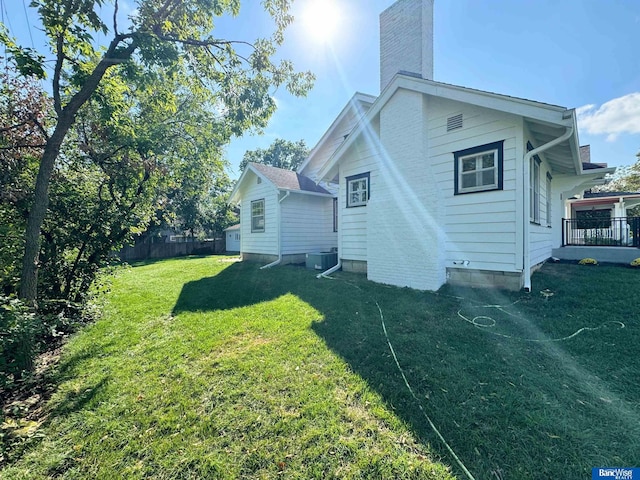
[1, 0, 313, 303]
[601, 151, 640, 193]
[239, 138, 309, 171]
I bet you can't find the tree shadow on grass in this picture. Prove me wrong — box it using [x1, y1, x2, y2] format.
[171, 261, 640, 479]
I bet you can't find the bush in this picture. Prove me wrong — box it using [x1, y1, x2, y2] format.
[0, 297, 39, 388]
[631, 258, 640, 267]
[578, 258, 598, 265]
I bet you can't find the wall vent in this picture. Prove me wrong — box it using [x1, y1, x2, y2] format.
[447, 114, 463, 131]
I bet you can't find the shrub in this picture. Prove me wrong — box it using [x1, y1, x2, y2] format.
[578, 258, 598, 265]
[0, 297, 39, 388]
[631, 258, 640, 267]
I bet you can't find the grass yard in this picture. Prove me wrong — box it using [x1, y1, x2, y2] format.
[2, 257, 639, 479]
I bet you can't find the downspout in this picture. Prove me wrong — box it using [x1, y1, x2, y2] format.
[260, 191, 290, 269]
[317, 259, 342, 279]
[523, 125, 574, 291]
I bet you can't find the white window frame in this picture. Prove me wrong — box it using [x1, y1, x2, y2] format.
[346, 172, 370, 208]
[454, 141, 504, 195]
[251, 199, 265, 233]
[546, 173, 552, 226]
[530, 158, 540, 224]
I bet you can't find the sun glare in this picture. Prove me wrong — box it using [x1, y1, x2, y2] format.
[300, 0, 342, 44]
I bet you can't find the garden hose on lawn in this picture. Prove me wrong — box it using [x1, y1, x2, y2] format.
[323, 276, 478, 480]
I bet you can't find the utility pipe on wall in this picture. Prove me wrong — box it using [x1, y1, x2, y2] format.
[260, 191, 290, 269]
[523, 125, 574, 291]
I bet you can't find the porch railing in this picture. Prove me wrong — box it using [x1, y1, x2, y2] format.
[562, 217, 640, 247]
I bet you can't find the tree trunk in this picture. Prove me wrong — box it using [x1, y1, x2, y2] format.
[18, 39, 138, 303]
[19, 118, 73, 303]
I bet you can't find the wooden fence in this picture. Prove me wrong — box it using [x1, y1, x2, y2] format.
[119, 239, 227, 262]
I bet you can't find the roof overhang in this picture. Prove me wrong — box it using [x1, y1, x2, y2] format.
[228, 164, 278, 205]
[298, 92, 377, 175]
[317, 73, 580, 181]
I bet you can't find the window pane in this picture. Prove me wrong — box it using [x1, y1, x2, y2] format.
[462, 158, 476, 172]
[482, 154, 494, 169]
[352, 181, 360, 192]
[462, 173, 476, 188]
[482, 169, 495, 186]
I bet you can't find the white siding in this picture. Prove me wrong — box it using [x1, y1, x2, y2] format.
[338, 136, 380, 262]
[428, 97, 524, 274]
[301, 100, 372, 183]
[367, 89, 445, 291]
[238, 171, 279, 256]
[524, 123, 555, 267]
[281, 194, 337, 254]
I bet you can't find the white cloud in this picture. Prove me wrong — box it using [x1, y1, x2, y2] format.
[576, 92, 640, 142]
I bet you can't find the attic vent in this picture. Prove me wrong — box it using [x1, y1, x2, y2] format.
[257, 177, 262, 184]
[447, 114, 463, 132]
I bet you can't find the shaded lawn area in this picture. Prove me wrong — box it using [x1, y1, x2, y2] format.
[2, 257, 639, 479]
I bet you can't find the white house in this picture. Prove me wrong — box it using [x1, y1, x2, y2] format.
[224, 224, 241, 252]
[229, 162, 337, 266]
[230, 0, 614, 291]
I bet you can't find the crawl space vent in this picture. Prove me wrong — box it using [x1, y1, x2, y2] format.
[447, 114, 463, 132]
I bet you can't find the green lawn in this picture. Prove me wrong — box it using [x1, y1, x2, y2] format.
[2, 257, 639, 479]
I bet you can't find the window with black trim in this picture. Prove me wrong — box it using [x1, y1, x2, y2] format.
[530, 158, 540, 223]
[528, 142, 541, 224]
[346, 172, 370, 207]
[454, 140, 504, 195]
[333, 198, 338, 232]
[251, 199, 265, 232]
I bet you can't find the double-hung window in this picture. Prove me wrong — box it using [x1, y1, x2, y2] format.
[454, 141, 504, 195]
[251, 199, 265, 233]
[546, 173, 552, 226]
[346, 172, 370, 207]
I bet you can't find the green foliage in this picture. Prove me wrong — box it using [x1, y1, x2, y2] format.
[578, 257, 598, 265]
[0, 297, 38, 387]
[598, 150, 640, 200]
[0, 70, 50, 295]
[2, 0, 314, 303]
[240, 138, 310, 172]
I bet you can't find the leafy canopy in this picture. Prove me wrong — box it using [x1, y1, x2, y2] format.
[240, 138, 310, 172]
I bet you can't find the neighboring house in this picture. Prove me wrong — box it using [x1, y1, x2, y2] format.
[229, 162, 337, 266]
[230, 0, 618, 291]
[559, 191, 640, 248]
[224, 224, 241, 252]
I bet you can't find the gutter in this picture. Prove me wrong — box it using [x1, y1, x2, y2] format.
[523, 125, 574, 291]
[260, 191, 290, 269]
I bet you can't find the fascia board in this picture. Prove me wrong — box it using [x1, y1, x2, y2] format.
[297, 92, 376, 175]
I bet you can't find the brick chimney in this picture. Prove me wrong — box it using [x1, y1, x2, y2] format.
[380, 0, 434, 92]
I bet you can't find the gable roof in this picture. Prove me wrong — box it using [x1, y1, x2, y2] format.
[229, 162, 331, 204]
[250, 163, 330, 194]
[297, 92, 377, 176]
[317, 73, 592, 181]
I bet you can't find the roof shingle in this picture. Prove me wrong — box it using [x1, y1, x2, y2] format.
[250, 163, 330, 195]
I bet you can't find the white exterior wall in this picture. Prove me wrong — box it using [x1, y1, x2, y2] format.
[367, 89, 445, 290]
[524, 124, 555, 267]
[428, 97, 523, 274]
[281, 194, 337, 254]
[301, 107, 366, 183]
[337, 94, 532, 289]
[238, 172, 279, 256]
[338, 135, 380, 262]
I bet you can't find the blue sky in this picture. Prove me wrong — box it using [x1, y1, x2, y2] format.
[3, 0, 640, 179]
